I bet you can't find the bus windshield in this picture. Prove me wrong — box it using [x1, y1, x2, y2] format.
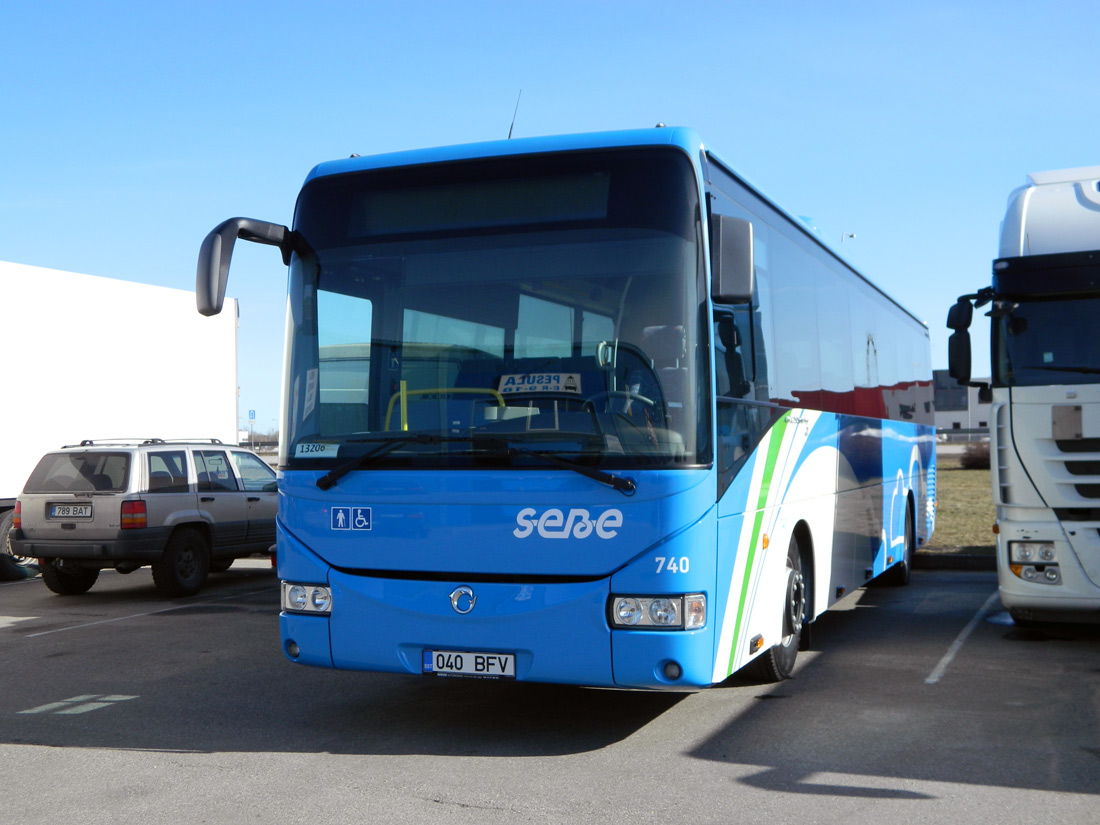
[994, 295, 1100, 386]
[284, 148, 709, 470]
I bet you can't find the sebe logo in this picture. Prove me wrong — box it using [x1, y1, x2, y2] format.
[513, 507, 623, 540]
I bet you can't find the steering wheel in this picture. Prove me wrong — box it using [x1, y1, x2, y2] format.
[582, 390, 656, 413]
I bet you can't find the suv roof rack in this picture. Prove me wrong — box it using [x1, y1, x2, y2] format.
[68, 438, 225, 447]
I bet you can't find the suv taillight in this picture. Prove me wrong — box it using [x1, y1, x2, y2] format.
[13, 501, 20, 530]
[121, 500, 147, 529]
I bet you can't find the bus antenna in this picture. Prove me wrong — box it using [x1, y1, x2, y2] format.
[508, 90, 523, 139]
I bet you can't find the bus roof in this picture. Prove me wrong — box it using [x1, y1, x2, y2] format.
[302, 127, 927, 329]
[303, 127, 704, 184]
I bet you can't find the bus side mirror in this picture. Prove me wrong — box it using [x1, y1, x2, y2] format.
[711, 215, 754, 303]
[197, 218, 291, 316]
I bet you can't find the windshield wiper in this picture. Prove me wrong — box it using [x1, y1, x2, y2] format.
[316, 434, 471, 490]
[507, 447, 635, 495]
[314, 433, 635, 494]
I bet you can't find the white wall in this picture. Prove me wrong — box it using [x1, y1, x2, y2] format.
[1, 261, 238, 498]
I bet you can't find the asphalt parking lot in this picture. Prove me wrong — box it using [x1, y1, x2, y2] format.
[1, 561, 1097, 825]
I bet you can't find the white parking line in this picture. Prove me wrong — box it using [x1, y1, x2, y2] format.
[19, 694, 138, 715]
[23, 586, 272, 638]
[925, 590, 1000, 685]
[0, 616, 36, 630]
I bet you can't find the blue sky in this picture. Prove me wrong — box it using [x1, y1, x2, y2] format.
[4, 1, 1099, 429]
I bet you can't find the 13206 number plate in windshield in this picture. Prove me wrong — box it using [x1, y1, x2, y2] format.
[423, 650, 515, 679]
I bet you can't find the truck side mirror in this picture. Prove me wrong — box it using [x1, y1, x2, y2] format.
[197, 218, 291, 316]
[947, 330, 972, 385]
[711, 215, 754, 304]
[946, 298, 973, 331]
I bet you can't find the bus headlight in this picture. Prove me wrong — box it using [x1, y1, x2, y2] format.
[282, 582, 333, 614]
[609, 594, 705, 630]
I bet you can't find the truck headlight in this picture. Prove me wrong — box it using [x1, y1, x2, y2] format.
[1009, 542, 1056, 564]
[1008, 542, 1061, 585]
[609, 594, 705, 630]
[282, 582, 333, 614]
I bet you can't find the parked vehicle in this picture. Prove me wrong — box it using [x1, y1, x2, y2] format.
[8, 439, 276, 597]
[0, 261, 239, 581]
[197, 127, 935, 689]
[948, 166, 1100, 623]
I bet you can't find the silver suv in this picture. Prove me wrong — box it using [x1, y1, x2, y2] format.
[8, 439, 277, 597]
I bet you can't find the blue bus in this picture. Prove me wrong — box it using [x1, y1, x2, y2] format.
[197, 127, 935, 689]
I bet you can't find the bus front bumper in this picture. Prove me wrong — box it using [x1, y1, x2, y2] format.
[279, 570, 717, 689]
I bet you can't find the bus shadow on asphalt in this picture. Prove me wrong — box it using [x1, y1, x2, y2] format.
[686, 575, 1100, 799]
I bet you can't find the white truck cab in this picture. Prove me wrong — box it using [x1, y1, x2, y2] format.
[948, 167, 1100, 624]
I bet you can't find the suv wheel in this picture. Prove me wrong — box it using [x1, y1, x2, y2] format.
[41, 560, 100, 595]
[152, 528, 210, 598]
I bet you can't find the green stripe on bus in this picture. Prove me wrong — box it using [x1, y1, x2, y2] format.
[726, 413, 790, 676]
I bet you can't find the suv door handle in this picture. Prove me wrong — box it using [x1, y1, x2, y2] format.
[247, 497, 260, 502]
[200, 496, 215, 502]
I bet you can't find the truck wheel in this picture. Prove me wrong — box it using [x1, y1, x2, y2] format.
[40, 560, 100, 595]
[745, 535, 806, 682]
[0, 510, 38, 580]
[152, 528, 210, 597]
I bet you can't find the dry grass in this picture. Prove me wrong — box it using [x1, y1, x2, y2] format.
[924, 451, 996, 551]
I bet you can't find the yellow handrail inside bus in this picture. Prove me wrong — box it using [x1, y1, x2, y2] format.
[383, 387, 506, 431]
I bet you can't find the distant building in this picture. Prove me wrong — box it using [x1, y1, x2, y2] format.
[934, 369, 991, 440]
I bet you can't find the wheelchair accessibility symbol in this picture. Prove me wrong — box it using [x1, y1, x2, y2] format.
[331, 506, 372, 531]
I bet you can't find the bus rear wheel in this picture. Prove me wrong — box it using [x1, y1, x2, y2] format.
[746, 535, 806, 682]
[879, 500, 914, 587]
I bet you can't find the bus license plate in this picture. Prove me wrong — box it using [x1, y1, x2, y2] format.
[423, 649, 515, 679]
[49, 503, 92, 519]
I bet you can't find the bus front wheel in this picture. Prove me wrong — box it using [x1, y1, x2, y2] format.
[745, 535, 806, 682]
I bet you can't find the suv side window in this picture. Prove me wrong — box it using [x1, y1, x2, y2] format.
[195, 450, 240, 492]
[147, 450, 189, 493]
[231, 451, 277, 492]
